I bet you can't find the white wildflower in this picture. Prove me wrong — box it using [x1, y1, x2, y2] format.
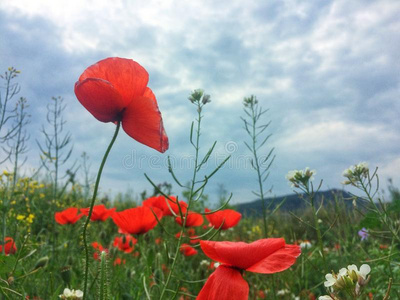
[276, 289, 290, 296]
[286, 168, 316, 188]
[300, 240, 312, 249]
[200, 260, 210, 268]
[59, 288, 83, 300]
[342, 162, 369, 185]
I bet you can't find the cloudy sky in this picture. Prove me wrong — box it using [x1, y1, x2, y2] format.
[1, 0, 399, 205]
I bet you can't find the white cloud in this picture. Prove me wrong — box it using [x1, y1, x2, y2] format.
[278, 119, 399, 154]
[1, 0, 399, 201]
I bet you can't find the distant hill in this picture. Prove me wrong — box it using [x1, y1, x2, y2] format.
[235, 189, 357, 217]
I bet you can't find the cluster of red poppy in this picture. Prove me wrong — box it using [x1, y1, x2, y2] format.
[54, 196, 243, 235]
[54, 196, 244, 262]
[56, 197, 245, 265]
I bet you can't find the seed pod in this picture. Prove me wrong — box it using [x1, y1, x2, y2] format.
[34, 256, 49, 270]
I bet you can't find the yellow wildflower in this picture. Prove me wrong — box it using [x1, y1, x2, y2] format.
[17, 214, 25, 221]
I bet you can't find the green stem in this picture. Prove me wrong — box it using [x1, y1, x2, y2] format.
[82, 122, 120, 300]
[250, 104, 267, 237]
[306, 186, 325, 263]
[160, 102, 202, 299]
[360, 179, 400, 243]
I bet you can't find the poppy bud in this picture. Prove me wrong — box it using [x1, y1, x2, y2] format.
[34, 256, 49, 270]
[202, 94, 211, 104]
[61, 266, 72, 285]
[188, 89, 204, 103]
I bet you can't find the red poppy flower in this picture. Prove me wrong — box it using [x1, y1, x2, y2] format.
[74, 57, 168, 153]
[112, 206, 163, 235]
[143, 195, 187, 216]
[80, 204, 116, 221]
[187, 228, 196, 236]
[257, 290, 266, 299]
[180, 244, 198, 256]
[113, 235, 137, 253]
[189, 236, 201, 245]
[197, 238, 301, 300]
[205, 208, 242, 230]
[92, 242, 108, 260]
[113, 257, 126, 266]
[0, 237, 17, 255]
[55, 207, 84, 225]
[175, 212, 204, 227]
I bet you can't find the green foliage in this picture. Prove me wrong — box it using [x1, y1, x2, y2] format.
[1, 169, 399, 299]
[0, 76, 398, 299]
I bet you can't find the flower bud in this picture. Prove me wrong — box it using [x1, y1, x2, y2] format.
[61, 266, 72, 285]
[34, 256, 49, 270]
[202, 94, 211, 104]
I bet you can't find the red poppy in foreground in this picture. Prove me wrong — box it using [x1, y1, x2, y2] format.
[143, 195, 188, 216]
[197, 238, 301, 300]
[113, 235, 137, 253]
[112, 206, 163, 235]
[74, 57, 168, 153]
[205, 208, 242, 230]
[180, 244, 198, 256]
[0, 237, 17, 255]
[55, 207, 84, 225]
[175, 212, 204, 227]
[80, 204, 116, 221]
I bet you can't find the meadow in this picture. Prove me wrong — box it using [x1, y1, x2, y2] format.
[1, 60, 399, 300]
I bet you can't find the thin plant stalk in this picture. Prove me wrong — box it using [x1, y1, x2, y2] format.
[159, 99, 203, 299]
[82, 122, 120, 300]
[305, 184, 325, 263]
[242, 96, 275, 237]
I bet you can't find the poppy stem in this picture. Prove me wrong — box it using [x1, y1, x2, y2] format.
[82, 121, 120, 300]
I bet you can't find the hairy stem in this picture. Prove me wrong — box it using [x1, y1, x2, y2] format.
[82, 122, 120, 300]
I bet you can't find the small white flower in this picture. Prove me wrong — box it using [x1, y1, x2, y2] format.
[359, 264, 371, 279]
[324, 273, 336, 287]
[347, 264, 370, 279]
[276, 289, 290, 296]
[338, 268, 348, 277]
[286, 168, 316, 187]
[300, 240, 312, 249]
[200, 260, 210, 267]
[60, 288, 73, 298]
[285, 170, 298, 181]
[342, 162, 369, 185]
[319, 296, 333, 300]
[59, 288, 83, 300]
[74, 290, 83, 298]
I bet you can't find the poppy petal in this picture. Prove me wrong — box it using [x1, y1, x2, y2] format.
[121, 90, 169, 153]
[197, 266, 249, 300]
[75, 78, 125, 122]
[78, 57, 149, 107]
[111, 206, 163, 235]
[175, 212, 203, 227]
[205, 208, 241, 230]
[200, 238, 286, 270]
[246, 244, 301, 274]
